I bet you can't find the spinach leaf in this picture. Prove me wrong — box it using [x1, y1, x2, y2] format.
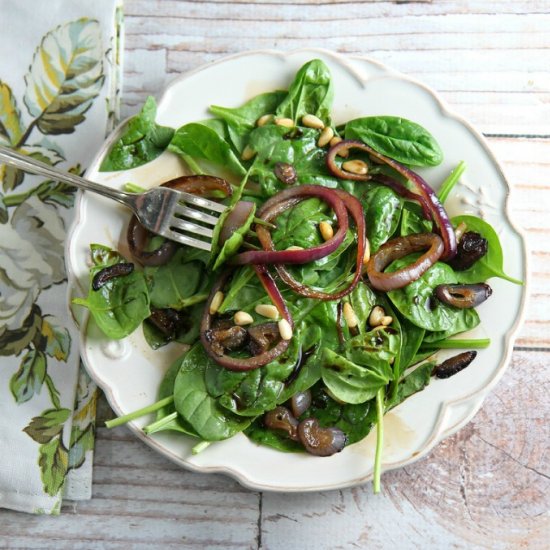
[144, 248, 210, 309]
[347, 281, 378, 336]
[344, 326, 400, 372]
[169, 122, 246, 178]
[212, 201, 256, 270]
[388, 361, 434, 410]
[275, 59, 333, 125]
[422, 307, 480, 344]
[207, 335, 301, 417]
[396, 316, 425, 372]
[245, 418, 304, 453]
[173, 343, 251, 441]
[248, 125, 338, 196]
[361, 185, 403, 252]
[73, 248, 150, 340]
[399, 202, 433, 236]
[210, 91, 286, 139]
[452, 215, 523, 285]
[387, 255, 474, 332]
[322, 349, 391, 405]
[100, 97, 174, 172]
[345, 116, 443, 167]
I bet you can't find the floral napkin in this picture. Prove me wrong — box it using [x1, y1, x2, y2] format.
[0, 0, 123, 515]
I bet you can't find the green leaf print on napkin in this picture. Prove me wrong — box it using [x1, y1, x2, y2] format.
[9, 349, 47, 404]
[24, 19, 104, 135]
[24, 408, 71, 444]
[38, 438, 69, 497]
[0, 81, 23, 144]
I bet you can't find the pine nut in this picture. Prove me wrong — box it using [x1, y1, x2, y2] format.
[302, 114, 325, 130]
[234, 311, 254, 325]
[257, 114, 274, 127]
[286, 245, 304, 251]
[241, 145, 256, 161]
[343, 302, 359, 329]
[330, 136, 343, 147]
[368, 306, 385, 327]
[330, 136, 348, 157]
[381, 316, 393, 326]
[342, 159, 368, 176]
[319, 221, 334, 241]
[317, 126, 334, 148]
[209, 291, 224, 315]
[363, 239, 371, 265]
[255, 304, 279, 320]
[275, 117, 295, 128]
[278, 318, 293, 340]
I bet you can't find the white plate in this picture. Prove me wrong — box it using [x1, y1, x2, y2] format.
[66, 49, 528, 492]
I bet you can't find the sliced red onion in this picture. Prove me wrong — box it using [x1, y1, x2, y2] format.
[327, 140, 456, 260]
[200, 268, 292, 371]
[372, 174, 432, 220]
[367, 233, 444, 291]
[231, 185, 349, 266]
[271, 189, 366, 300]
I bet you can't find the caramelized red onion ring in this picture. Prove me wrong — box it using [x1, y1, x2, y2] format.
[127, 175, 232, 266]
[219, 200, 255, 246]
[200, 266, 293, 371]
[326, 139, 456, 260]
[231, 185, 349, 266]
[269, 189, 366, 300]
[434, 283, 492, 309]
[367, 233, 444, 292]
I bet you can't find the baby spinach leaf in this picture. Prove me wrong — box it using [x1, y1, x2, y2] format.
[388, 361, 434, 410]
[73, 248, 150, 340]
[347, 282, 378, 337]
[387, 255, 473, 332]
[100, 96, 174, 172]
[275, 59, 333, 125]
[322, 349, 391, 405]
[210, 91, 286, 136]
[422, 307, 480, 344]
[345, 116, 443, 167]
[169, 122, 246, 178]
[145, 248, 210, 309]
[361, 185, 403, 252]
[400, 202, 433, 236]
[344, 327, 400, 372]
[244, 418, 304, 453]
[452, 215, 523, 285]
[248, 125, 338, 196]
[173, 343, 251, 441]
[212, 201, 256, 270]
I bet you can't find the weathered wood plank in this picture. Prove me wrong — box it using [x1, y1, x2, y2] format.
[261, 350, 550, 549]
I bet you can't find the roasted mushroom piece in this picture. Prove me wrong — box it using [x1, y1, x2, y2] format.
[297, 418, 347, 457]
[264, 406, 300, 441]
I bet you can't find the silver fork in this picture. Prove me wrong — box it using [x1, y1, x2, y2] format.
[0, 145, 226, 251]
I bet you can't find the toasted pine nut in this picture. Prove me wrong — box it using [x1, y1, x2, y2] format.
[363, 239, 371, 266]
[257, 114, 274, 127]
[278, 318, 293, 340]
[330, 136, 343, 147]
[286, 245, 304, 251]
[343, 302, 359, 329]
[317, 126, 334, 147]
[368, 305, 385, 327]
[234, 311, 254, 326]
[275, 117, 295, 128]
[302, 114, 324, 130]
[241, 145, 256, 161]
[209, 291, 224, 315]
[255, 304, 279, 320]
[319, 221, 334, 241]
[381, 316, 393, 326]
[342, 159, 368, 176]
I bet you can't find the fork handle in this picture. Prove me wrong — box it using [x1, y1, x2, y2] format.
[0, 145, 131, 204]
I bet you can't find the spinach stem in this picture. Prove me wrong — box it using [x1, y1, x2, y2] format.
[182, 153, 203, 175]
[123, 182, 146, 193]
[422, 337, 491, 350]
[105, 396, 174, 428]
[373, 388, 384, 494]
[253, 217, 276, 229]
[143, 411, 178, 434]
[192, 440, 211, 454]
[438, 160, 466, 204]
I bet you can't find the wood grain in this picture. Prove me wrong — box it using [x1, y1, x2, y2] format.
[1, 1, 548, 548]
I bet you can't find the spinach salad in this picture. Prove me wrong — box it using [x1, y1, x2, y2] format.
[75, 60, 521, 492]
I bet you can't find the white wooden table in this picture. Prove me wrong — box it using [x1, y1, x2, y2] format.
[2, 1, 549, 548]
